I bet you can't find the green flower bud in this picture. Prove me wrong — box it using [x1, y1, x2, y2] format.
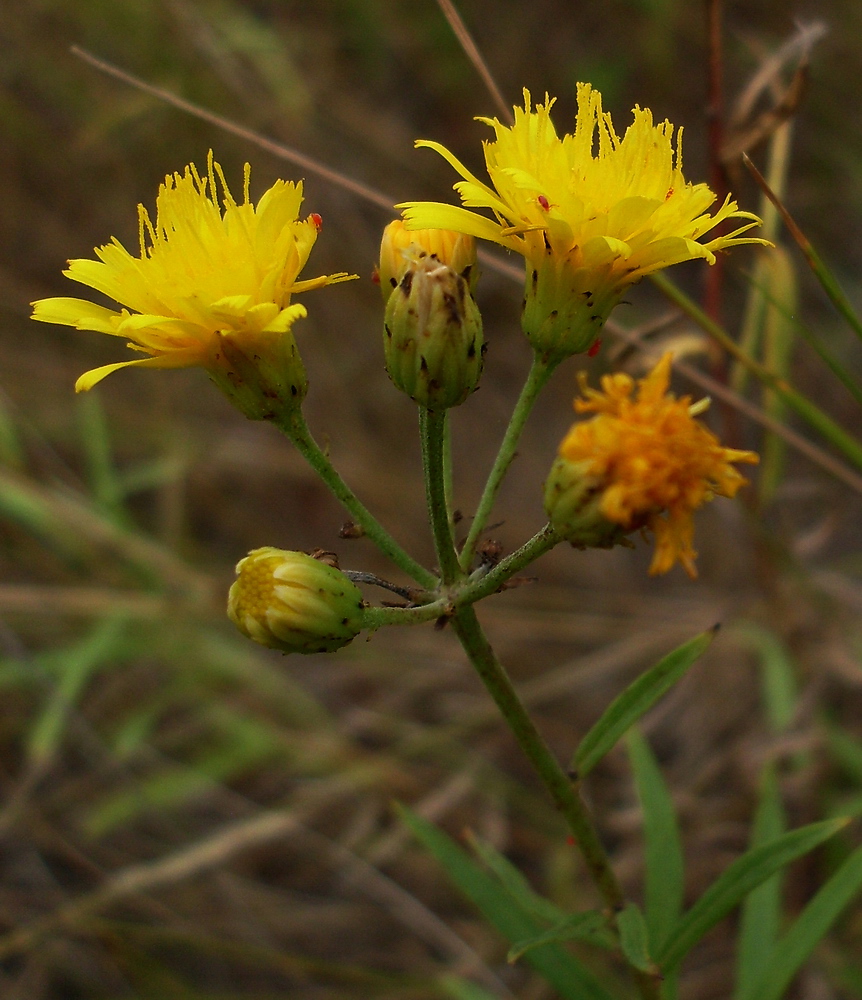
[521, 256, 620, 364]
[228, 548, 365, 654]
[383, 254, 484, 410]
[543, 455, 631, 550]
[205, 308, 309, 422]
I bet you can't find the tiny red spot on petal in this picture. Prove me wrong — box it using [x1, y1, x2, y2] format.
[587, 338, 602, 358]
[537, 195, 550, 211]
[310, 213, 323, 231]
[665, 188, 674, 200]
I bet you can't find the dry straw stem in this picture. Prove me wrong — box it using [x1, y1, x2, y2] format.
[67, 47, 862, 500]
[434, 0, 513, 124]
[0, 788, 514, 995]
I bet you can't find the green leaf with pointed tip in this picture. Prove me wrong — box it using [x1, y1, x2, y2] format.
[626, 728, 684, 956]
[657, 817, 848, 973]
[508, 912, 616, 962]
[572, 629, 715, 778]
[738, 843, 862, 1000]
[397, 805, 617, 1000]
[618, 903, 655, 974]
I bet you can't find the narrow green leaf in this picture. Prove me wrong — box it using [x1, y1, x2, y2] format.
[739, 844, 862, 1000]
[734, 764, 787, 999]
[397, 805, 617, 1000]
[573, 629, 715, 777]
[508, 912, 615, 961]
[626, 728, 684, 955]
[465, 831, 566, 924]
[28, 616, 128, 763]
[657, 817, 848, 972]
[617, 903, 655, 973]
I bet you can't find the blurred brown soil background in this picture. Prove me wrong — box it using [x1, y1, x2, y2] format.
[2, 2, 862, 998]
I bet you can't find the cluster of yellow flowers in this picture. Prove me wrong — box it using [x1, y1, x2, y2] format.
[32, 85, 763, 641]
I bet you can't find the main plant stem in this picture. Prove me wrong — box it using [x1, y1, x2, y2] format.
[458, 354, 558, 570]
[279, 409, 437, 589]
[452, 606, 662, 1000]
[451, 605, 624, 908]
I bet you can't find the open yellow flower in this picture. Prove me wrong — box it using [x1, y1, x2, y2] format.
[544, 354, 759, 577]
[31, 152, 355, 407]
[400, 85, 768, 363]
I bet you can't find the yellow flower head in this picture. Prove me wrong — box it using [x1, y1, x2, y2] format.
[31, 152, 355, 393]
[400, 86, 768, 361]
[544, 354, 759, 577]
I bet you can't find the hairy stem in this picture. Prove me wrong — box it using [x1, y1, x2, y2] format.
[451, 605, 623, 906]
[278, 409, 437, 589]
[459, 354, 557, 570]
[452, 605, 662, 1000]
[421, 408, 461, 583]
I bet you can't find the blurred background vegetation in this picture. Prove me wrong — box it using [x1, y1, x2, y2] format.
[3, 1, 862, 997]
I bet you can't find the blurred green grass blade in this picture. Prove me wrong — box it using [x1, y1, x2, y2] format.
[438, 977, 500, 1000]
[739, 260, 862, 409]
[507, 912, 615, 962]
[626, 728, 684, 956]
[77, 391, 127, 522]
[196, 631, 331, 729]
[0, 470, 85, 557]
[656, 817, 848, 972]
[465, 831, 567, 924]
[117, 454, 187, 498]
[572, 628, 716, 777]
[650, 271, 862, 473]
[825, 723, 862, 783]
[85, 709, 282, 836]
[27, 615, 128, 764]
[734, 764, 787, 999]
[0, 391, 24, 470]
[743, 152, 862, 348]
[397, 805, 617, 1000]
[759, 247, 799, 506]
[738, 844, 862, 1000]
[733, 623, 797, 734]
[617, 903, 655, 974]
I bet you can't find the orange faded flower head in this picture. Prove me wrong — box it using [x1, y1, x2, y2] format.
[544, 354, 759, 577]
[31, 152, 355, 406]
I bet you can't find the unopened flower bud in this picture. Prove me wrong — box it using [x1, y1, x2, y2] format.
[378, 220, 477, 305]
[228, 547, 365, 654]
[383, 254, 484, 410]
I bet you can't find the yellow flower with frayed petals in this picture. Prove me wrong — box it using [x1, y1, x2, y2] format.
[32, 152, 355, 396]
[400, 85, 769, 363]
[544, 354, 759, 578]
